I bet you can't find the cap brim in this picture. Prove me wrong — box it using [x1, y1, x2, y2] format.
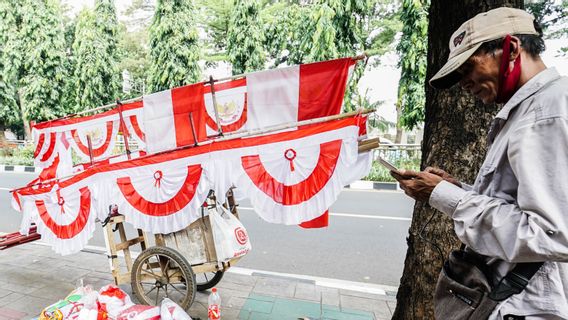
[429, 43, 482, 89]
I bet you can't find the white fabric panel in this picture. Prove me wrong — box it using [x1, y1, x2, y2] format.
[143, 89, 176, 154]
[246, 66, 299, 130]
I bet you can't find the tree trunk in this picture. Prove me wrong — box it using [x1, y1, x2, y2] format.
[0, 124, 6, 147]
[395, 103, 403, 144]
[18, 89, 31, 140]
[392, 1, 524, 319]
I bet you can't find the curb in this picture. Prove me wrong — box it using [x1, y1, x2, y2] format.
[0, 164, 41, 173]
[346, 180, 400, 191]
[0, 164, 400, 191]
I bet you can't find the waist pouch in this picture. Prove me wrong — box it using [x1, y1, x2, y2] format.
[434, 249, 542, 320]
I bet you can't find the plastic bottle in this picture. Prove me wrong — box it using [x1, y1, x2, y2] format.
[208, 287, 221, 320]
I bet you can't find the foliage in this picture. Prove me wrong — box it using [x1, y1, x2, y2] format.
[363, 152, 421, 182]
[19, 0, 68, 122]
[526, 0, 568, 55]
[72, 1, 121, 112]
[396, 0, 429, 130]
[0, 0, 21, 133]
[117, 0, 154, 98]
[227, 0, 266, 74]
[198, 0, 233, 52]
[147, 0, 201, 92]
[117, 25, 149, 97]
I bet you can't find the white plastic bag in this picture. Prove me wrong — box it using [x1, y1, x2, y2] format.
[209, 205, 251, 262]
[161, 298, 192, 320]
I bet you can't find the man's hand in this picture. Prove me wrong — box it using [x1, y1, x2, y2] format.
[424, 166, 461, 188]
[390, 169, 444, 202]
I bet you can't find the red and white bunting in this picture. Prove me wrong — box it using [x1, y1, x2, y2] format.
[66, 120, 120, 161]
[16, 116, 369, 255]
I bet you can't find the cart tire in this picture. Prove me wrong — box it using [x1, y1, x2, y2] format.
[131, 246, 196, 309]
[195, 270, 224, 291]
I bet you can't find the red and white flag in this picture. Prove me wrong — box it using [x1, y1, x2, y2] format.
[143, 58, 356, 154]
[142, 82, 207, 154]
[203, 57, 356, 135]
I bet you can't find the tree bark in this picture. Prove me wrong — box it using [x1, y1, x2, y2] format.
[0, 124, 6, 147]
[18, 89, 31, 140]
[392, 1, 524, 319]
[395, 102, 403, 144]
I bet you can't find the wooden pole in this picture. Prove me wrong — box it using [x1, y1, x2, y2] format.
[86, 135, 94, 166]
[116, 100, 131, 160]
[208, 76, 223, 136]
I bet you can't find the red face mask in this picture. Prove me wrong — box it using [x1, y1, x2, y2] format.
[496, 35, 522, 104]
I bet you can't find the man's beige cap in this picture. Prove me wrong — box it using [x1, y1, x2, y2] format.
[430, 7, 538, 89]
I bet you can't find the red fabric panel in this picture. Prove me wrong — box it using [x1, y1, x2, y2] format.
[40, 132, 57, 162]
[116, 165, 202, 216]
[70, 121, 114, 157]
[298, 58, 355, 121]
[35, 187, 91, 239]
[241, 140, 341, 205]
[299, 210, 329, 228]
[171, 83, 207, 147]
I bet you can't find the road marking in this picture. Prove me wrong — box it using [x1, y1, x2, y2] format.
[238, 206, 411, 221]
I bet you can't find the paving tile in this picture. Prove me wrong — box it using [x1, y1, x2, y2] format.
[270, 298, 321, 319]
[0, 293, 26, 307]
[247, 312, 272, 320]
[293, 282, 320, 302]
[241, 296, 274, 314]
[0, 307, 27, 320]
[4, 294, 52, 316]
[322, 308, 374, 320]
[252, 278, 296, 299]
[227, 296, 248, 308]
[339, 294, 379, 313]
[28, 281, 76, 301]
[320, 287, 340, 307]
[339, 288, 390, 301]
[223, 272, 258, 287]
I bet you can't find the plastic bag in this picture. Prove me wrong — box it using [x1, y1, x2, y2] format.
[209, 204, 251, 262]
[116, 305, 160, 320]
[38, 287, 86, 320]
[98, 284, 133, 318]
[161, 298, 192, 320]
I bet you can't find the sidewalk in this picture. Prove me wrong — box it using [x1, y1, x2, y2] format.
[0, 243, 396, 320]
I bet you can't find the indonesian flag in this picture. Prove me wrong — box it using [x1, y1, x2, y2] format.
[203, 58, 356, 135]
[143, 58, 355, 154]
[143, 82, 207, 154]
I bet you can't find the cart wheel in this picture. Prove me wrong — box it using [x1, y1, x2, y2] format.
[195, 270, 224, 291]
[131, 246, 196, 309]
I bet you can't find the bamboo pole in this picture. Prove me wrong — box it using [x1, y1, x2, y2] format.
[208, 75, 223, 136]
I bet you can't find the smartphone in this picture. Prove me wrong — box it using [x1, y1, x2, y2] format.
[378, 157, 400, 173]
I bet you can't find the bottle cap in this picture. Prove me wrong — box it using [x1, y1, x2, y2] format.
[212, 287, 217, 293]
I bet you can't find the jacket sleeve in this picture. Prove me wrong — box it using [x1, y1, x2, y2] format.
[429, 117, 568, 263]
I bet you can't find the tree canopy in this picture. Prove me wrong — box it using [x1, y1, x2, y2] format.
[227, 0, 266, 74]
[147, 0, 201, 92]
[72, 0, 121, 111]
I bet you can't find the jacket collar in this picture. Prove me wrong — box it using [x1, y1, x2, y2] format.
[495, 67, 561, 121]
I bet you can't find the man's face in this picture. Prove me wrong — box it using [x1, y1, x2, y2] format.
[457, 51, 501, 104]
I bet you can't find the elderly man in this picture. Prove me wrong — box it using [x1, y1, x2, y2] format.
[392, 7, 568, 320]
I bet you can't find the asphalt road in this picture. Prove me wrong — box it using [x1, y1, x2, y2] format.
[0, 172, 414, 287]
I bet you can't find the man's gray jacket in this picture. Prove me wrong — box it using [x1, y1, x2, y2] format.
[429, 68, 568, 318]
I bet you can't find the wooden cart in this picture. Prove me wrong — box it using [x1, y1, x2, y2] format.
[102, 189, 241, 309]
